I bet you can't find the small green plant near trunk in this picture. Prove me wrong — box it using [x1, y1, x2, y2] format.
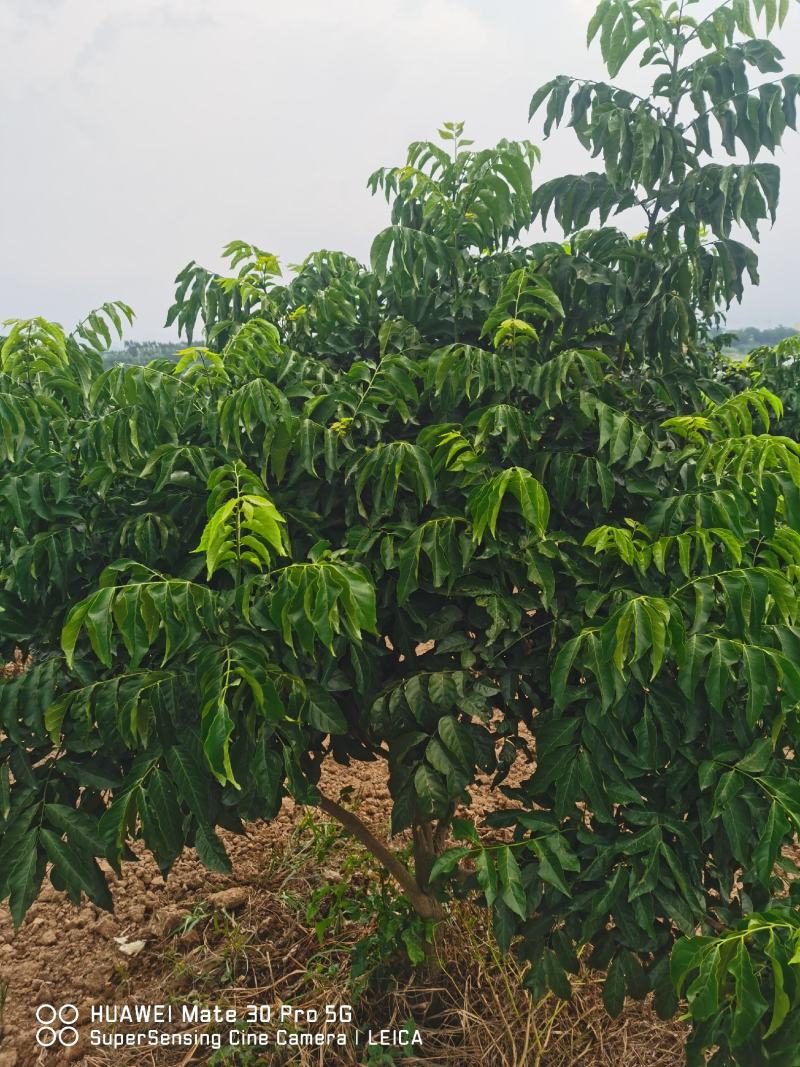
[3, 1, 800, 1062]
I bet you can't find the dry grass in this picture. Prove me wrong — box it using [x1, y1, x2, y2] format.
[365, 910, 687, 1067]
[83, 816, 687, 1067]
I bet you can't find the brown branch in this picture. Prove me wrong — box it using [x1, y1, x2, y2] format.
[315, 792, 441, 920]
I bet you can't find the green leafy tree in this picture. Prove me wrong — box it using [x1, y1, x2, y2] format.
[3, 3, 800, 1063]
[530, 0, 800, 375]
[723, 332, 800, 446]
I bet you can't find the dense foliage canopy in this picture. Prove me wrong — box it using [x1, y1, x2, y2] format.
[3, 2, 800, 1063]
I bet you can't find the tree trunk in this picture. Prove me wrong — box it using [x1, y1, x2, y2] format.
[315, 794, 443, 928]
[412, 819, 446, 975]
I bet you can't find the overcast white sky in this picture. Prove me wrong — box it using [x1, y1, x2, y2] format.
[2, 0, 799, 340]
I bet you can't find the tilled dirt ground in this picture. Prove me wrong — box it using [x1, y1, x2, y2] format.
[0, 752, 686, 1067]
[0, 755, 389, 1066]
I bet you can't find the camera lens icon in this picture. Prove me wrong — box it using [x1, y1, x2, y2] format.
[35, 1004, 80, 1048]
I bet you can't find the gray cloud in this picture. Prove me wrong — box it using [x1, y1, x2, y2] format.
[1, 0, 798, 338]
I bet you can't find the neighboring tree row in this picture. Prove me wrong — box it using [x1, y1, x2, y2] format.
[4, 2, 800, 1063]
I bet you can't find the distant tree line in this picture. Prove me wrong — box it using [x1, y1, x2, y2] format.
[98, 329, 800, 365]
[103, 340, 182, 367]
[720, 324, 799, 352]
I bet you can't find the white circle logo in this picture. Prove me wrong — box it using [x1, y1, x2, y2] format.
[59, 1026, 80, 1047]
[35, 1004, 80, 1048]
[35, 1026, 57, 1049]
[59, 1004, 79, 1024]
[35, 1003, 57, 1024]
